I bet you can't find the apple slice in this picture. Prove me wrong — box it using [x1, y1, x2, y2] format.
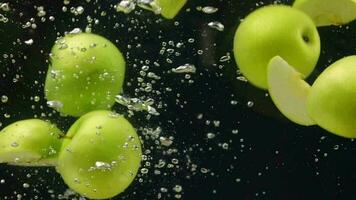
[156, 0, 187, 19]
[267, 56, 316, 126]
[293, 0, 356, 26]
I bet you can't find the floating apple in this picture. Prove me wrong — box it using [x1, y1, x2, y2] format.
[293, 0, 356, 26]
[57, 110, 142, 199]
[156, 0, 187, 19]
[234, 5, 320, 89]
[0, 119, 63, 166]
[267, 56, 315, 126]
[308, 56, 356, 138]
[45, 33, 126, 117]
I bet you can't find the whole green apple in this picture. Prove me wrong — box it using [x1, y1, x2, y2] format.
[308, 56, 356, 138]
[234, 5, 320, 89]
[57, 110, 142, 199]
[0, 119, 63, 166]
[293, 0, 356, 26]
[45, 33, 126, 117]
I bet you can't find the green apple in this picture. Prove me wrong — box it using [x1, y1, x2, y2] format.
[156, 0, 187, 19]
[57, 110, 142, 199]
[138, 0, 187, 19]
[45, 33, 126, 117]
[0, 119, 63, 166]
[293, 0, 356, 26]
[308, 56, 356, 138]
[234, 5, 320, 89]
[267, 56, 315, 126]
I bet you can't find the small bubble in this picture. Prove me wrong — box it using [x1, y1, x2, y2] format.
[219, 53, 231, 62]
[47, 100, 63, 109]
[159, 136, 173, 146]
[206, 133, 215, 139]
[141, 168, 149, 174]
[172, 64, 196, 74]
[1, 95, 8, 103]
[222, 143, 229, 150]
[207, 21, 224, 31]
[247, 101, 254, 108]
[200, 6, 218, 14]
[11, 142, 19, 147]
[173, 185, 182, 193]
[230, 100, 238, 105]
[171, 158, 179, 164]
[201, 168, 209, 173]
[24, 39, 34, 45]
[76, 6, 84, 15]
[34, 96, 40, 102]
[160, 187, 168, 193]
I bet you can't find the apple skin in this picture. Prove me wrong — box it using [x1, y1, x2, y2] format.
[293, 0, 356, 26]
[45, 33, 126, 117]
[57, 110, 142, 199]
[156, 0, 187, 19]
[308, 56, 356, 138]
[0, 119, 63, 166]
[234, 5, 320, 89]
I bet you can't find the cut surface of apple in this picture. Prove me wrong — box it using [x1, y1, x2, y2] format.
[155, 0, 187, 19]
[267, 56, 316, 126]
[293, 0, 356, 26]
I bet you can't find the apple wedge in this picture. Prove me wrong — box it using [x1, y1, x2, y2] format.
[293, 0, 356, 26]
[156, 0, 187, 19]
[138, 0, 187, 19]
[267, 56, 316, 126]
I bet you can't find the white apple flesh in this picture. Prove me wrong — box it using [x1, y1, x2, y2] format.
[267, 56, 315, 126]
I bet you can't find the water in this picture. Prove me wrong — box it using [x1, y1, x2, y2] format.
[0, 0, 355, 199]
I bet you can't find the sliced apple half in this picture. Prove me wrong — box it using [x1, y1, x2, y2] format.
[0, 119, 63, 166]
[267, 56, 316, 126]
[293, 0, 356, 26]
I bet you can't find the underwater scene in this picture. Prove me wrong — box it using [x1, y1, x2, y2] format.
[0, 0, 356, 199]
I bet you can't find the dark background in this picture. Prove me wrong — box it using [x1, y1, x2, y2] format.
[0, 0, 356, 199]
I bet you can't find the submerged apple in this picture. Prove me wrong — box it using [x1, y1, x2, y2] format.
[234, 5, 320, 89]
[57, 110, 142, 199]
[293, 0, 356, 26]
[308, 56, 356, 138]
[267, 56, 315, 126]
[156, 0, 187, 19]
[0, 119, 63, 166]
[45, 33, 126, 117]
